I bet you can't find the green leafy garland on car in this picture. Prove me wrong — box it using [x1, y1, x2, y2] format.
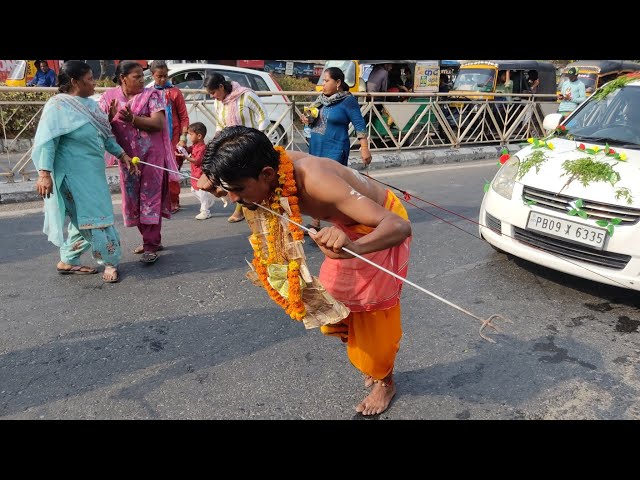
[493, 125, 631, 237]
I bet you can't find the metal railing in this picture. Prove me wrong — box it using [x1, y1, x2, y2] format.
[0, 86, 559, 182]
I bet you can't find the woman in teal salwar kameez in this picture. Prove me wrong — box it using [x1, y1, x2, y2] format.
[33, 61, 136, 283]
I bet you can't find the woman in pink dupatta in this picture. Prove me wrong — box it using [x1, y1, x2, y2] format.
[100, 61, 180, 263]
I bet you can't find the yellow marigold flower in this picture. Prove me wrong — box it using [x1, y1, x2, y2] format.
[619, 153, 628, 161]
[547, 142, 554, 150]
[592, 146, 599, 152]
[527, 138, 534, 144]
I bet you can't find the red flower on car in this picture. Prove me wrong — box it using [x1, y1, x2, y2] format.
[499, 153, 510, 164]
[578, 144, 586, 150]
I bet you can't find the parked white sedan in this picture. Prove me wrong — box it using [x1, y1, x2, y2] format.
[479, 75, 640, 291]
[143, 63, 292, 146]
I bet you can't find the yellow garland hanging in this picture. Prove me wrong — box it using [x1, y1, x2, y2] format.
[250, 147, 306, 319]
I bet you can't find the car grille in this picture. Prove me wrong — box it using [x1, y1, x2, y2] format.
[485, 212, 502, 233]
[513, 227, 631, 269]
[522, 186, 640, 225]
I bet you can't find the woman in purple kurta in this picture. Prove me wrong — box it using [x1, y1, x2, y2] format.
[100, 61, 180, 263]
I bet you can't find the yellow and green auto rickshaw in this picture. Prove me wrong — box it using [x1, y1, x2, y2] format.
[315, 60, 461, 140]
[559, 60, 640, 96]
[446, 60, 558, 130]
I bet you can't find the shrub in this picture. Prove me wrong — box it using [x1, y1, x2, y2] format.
[0, 89, 55, 139]
[272, 74, 318, 103]
[95, 78, 116, 88]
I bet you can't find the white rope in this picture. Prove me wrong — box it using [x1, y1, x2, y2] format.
[127, 157, 510, 341]
[132, 158, 199, 181]
[252, 202, 501, 325]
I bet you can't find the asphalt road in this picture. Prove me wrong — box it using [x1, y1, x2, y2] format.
[1, 160, 639, 420]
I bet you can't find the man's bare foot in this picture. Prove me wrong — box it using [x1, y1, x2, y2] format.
[355, 375, 396, 416]
[364, 375, 374, 388]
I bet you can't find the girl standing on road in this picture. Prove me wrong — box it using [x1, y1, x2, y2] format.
[149, 60, 190, 214]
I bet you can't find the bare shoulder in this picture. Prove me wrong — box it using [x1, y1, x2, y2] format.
[286, 150, 311, 162]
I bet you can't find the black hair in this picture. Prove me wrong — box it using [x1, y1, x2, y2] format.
[188, 121, 207, 137]
[113, 60, 143, 85]
[149, 60, 168, 73]
[325, 66, 349, 91]
[57, 60, 91, 93]
[204, 73, 232, 95]
[201, 126, 279, 184]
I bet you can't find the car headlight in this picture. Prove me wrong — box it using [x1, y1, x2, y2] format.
[491, 155, 520, 200]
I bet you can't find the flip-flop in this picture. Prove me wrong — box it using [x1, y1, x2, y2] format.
[140, 252, 159, 263]
[102, 269, 119, 283]
[134, 244, 163, 254]
[57, 265, 98, 275]
[227, 215, 245, 223]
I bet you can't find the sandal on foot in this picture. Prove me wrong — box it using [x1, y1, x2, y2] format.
[57, 265, 98, 275]
[134, 244, 163, 254]
[102, 268, 119, 283]
[140, 252, 159, 263]
[227, 215, 245, 223]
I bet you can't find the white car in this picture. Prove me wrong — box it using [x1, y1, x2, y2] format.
[144, 63, 291, 145]
[479, 76, 640, 291]
[93, 63, 291, 145]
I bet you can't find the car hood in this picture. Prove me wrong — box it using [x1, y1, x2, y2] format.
[516, 138, 640, 207]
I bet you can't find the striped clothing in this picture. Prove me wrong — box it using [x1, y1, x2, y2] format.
[212, 84, 269, 133]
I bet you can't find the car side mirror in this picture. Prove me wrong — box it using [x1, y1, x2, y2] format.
[543, 113, 563, 131]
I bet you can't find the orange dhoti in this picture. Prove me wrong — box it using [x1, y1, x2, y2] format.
[319, 190, 411, 380]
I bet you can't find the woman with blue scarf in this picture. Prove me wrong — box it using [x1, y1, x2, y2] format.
[34, 61, 136, 283]
[301, 66, 371, 230]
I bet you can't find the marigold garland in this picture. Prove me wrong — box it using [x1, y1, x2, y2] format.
[250, 146, 306, 320]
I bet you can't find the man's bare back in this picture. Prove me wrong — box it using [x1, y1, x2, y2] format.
[287, 151, 388, 226]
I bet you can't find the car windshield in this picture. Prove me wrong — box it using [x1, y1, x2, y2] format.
[8, 61, 26, 80]
[564, 84, 640, 146]
[452, 68, 495, 92]
[317, 60, 357, 88]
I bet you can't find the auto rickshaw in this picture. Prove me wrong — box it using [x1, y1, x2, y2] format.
[315, 60, 460, 142]
[315, 60, 415, 93]
[5, 60, 61, 87]
[559, 60, 640, 96]
[445, 60, 558, 130]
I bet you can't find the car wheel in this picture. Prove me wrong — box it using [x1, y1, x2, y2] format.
[267, 124, 287, 146]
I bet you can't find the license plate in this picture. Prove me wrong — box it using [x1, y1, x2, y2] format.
[527, 212, 606, 250]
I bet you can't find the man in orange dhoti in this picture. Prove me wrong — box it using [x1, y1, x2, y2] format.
[199, 126, 412, 416]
